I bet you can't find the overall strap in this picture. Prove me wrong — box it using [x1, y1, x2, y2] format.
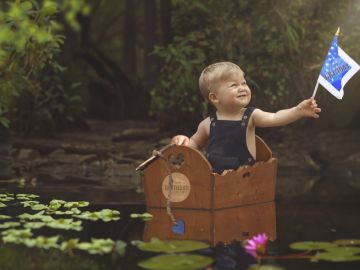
[241, 107, 255, 127]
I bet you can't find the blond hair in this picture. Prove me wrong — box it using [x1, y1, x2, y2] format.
[199, 62, 243, 101]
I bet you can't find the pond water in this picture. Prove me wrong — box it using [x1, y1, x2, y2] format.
[1, 182, 360, 270]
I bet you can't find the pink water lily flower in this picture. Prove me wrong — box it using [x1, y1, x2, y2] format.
[244, 233, 268, 257]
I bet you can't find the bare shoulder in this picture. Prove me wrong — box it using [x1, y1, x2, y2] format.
[198, 117, 211, 135]
[190, 117, 210, 149]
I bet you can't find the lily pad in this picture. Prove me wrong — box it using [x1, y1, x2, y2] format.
[130, 213, 153, 221]
[77, 238, 115, 255]
[60, 238, 80, 251]
[135, 238, 210, 253]
[333, 239, 360, 246]
[138, 253, 213, 270]
[248, 265, 284, 270]
[0, 215, 11, 220]
[18, 211, 54, 223]
[46, 218, 83, 231]
[0, 222, 21, 229]
[316, 250, 360, 262]
[23, 236, 60, 249]
[63, 201, 89, 209]
[24, 222, 46, 229]
[16, 193, 39, 200]
[0, 202, 6, 207]
[289, 241, 337, 251]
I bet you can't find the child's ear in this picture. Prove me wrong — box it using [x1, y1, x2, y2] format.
[208, 92, 219, 104]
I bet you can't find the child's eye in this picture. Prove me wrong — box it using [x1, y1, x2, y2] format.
[230, 83, 237, 87]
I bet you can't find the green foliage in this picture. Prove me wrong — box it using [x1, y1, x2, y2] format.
[134, 238, 210, 253]
[151, 0, 360, 130]
[0, 0, 90, 132]
[151, 31, 212, 130]
[137, 253, 213, 270]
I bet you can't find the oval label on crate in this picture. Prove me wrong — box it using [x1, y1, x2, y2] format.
[162, 172, 191, 202]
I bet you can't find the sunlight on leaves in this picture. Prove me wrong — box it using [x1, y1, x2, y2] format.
[138, 253, 213, 270]
[63, 201, 89, 209]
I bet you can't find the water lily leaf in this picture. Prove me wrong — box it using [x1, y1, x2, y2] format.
[334, 239, 360, 246]
[1, 228, 33, 238]
[24, 222, 46, 229]
[136, 238, 210, 253]
[0, 202, 6, 207]
[137, 253, 213, 270]
[48, 199, 66, 211]
[23, 236, 60, 249]
[114, 240, 127, 256]
[31, 204, 48, 211]
[20, 200, 40, 207]
[248, 265, 284, 270]
[64, 201, 89, 209]
[316, 251, 360, 262]
[46, 218, 83, 231]
[16, 193, 39, 200]
[0, 194, 14, 202]
[74, 211, 100, 221]
[74, 209, 120, 222]
[0, 222, 21, 229]
[0, 215, 11, 220]
[130, 213, 153, 221]
[60, 238, 80, 251]
[289, 241, 337, 251]
[18, 211, 54, 222]
[77, 238, 115, 255]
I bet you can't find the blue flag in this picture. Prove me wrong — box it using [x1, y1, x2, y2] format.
[317, 32, 360, 99]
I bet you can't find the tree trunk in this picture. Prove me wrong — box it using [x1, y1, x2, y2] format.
[160, 0, 172, 46]
[144, 0, 159, 87]
[123, 0, 137, 79]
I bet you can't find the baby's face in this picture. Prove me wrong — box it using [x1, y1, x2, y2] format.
[211, 70, 251, 109]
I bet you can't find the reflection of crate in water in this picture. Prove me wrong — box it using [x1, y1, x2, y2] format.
[143, 202, 276, 245]
[142, 136, 277, 209]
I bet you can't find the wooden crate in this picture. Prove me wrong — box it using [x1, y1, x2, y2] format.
[143, 201, 276, 245]
[142, 136, 277, 210]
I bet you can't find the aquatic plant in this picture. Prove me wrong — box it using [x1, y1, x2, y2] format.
[46, 218, 83, 231]
[2, 229, 33, 244]
[63, 201, 89, 209]
[22, 236, 60, 249]
[77, 238, 115, 255]
[0, 222, 21, 229]
[0, 194, 14, 202]
[134, 238, 210, 253]
[16, 194, 39, 200]
[23, 222, 46, 229]
[130, 213, 153, 221]
[74, 209, 120, 222]
[138, 253, 213, 270]
[0, 215, 11, 220]
[244, 233, 268, 257]
[18, 211, 55, 223]
[0, 202, 6, 207]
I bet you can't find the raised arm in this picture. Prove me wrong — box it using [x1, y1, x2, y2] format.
[171, 118, 210, 149]
[252, 98, 321, 128]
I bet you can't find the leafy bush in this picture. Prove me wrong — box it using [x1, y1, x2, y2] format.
[151, 0, 360, 130]
[0, 0, 90, 133]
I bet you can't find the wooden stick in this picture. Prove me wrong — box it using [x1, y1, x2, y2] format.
[312, 80, 319, 98]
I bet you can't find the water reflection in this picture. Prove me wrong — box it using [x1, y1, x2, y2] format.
[144, 201, 276, 245]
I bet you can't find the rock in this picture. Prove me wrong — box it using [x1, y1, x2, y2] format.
[112, 128, 159, 141]
[17, 149, 40, 160]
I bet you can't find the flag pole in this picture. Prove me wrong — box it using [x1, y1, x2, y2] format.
[312, 81, 319, 98]
[312, 27, 340, 98]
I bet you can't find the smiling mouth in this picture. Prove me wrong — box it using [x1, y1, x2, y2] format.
[237, 94, 247, 98]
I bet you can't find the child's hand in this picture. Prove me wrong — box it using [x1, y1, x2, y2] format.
[297, 97, 321, 118]
[171, 135, 190, 146]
